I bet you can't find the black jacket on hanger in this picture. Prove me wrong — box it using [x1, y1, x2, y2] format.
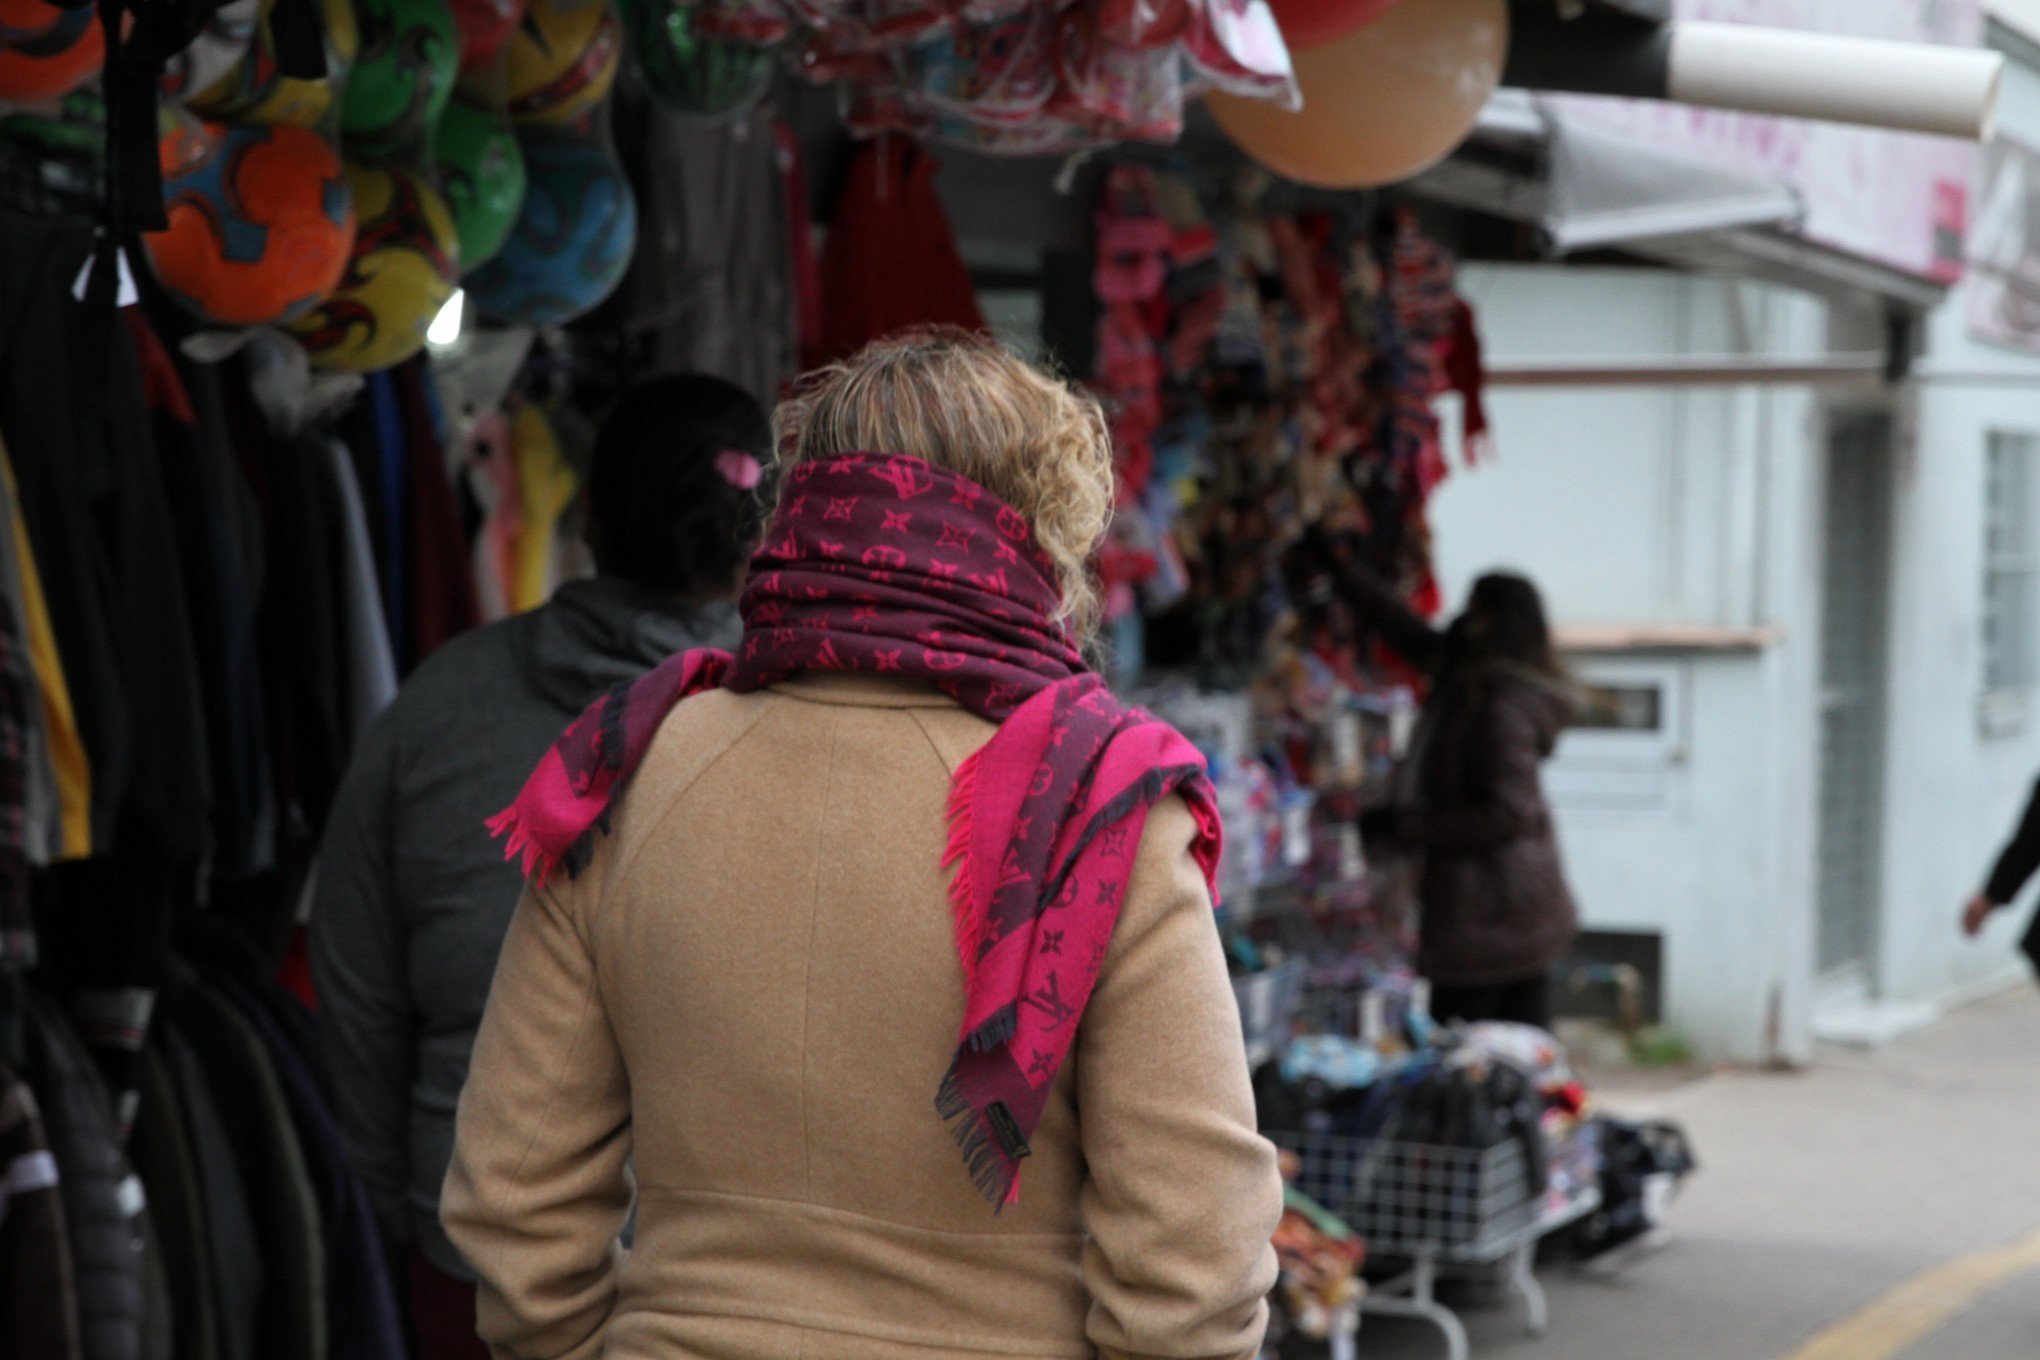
[20, 992, 156, 1360]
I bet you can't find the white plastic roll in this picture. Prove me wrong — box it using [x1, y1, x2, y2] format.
[1667, 21, 2004, 140]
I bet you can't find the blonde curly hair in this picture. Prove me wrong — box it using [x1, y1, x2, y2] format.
[774, 329, 1114, 639]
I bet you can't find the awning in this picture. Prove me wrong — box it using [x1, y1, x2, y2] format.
[1408, 90, 1948, 310]
[1408, 89, 1800, 251]
[1541, 109, 1803, 253]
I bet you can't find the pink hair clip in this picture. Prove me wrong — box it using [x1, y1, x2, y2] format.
[715, 449, 763, 490]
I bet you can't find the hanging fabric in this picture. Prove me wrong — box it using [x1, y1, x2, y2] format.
[0, 1058, 81, 1360]
[393, 361, 480, 665]
[816, 136, 987, 365]
[581, 90, 794, 404]
[318, 444, 399, 741]
[507, 403, 577, 616]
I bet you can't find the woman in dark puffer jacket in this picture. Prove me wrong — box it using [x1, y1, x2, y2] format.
[1340, 568, 1580, 1029]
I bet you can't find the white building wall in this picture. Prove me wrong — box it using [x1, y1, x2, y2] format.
[1435, 139, 2040, 1057]
[1878, 54, 2040, 1007]
[1881, 358, 2040, 1008]
[1870, 54, 2040, 1015]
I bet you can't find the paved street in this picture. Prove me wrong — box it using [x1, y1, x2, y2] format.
[1355, 986, 2040, 1360]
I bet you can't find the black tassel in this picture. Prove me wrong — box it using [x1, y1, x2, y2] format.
[964, 1004, 1018, 1054]
[936, 1065, 1018, 1210]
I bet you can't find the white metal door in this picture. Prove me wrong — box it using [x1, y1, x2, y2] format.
[1815, 413, 1893, 981]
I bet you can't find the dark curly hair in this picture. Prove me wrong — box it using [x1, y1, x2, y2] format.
[584, 373, 771, 600]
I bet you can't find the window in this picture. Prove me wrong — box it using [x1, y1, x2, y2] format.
[1546, 660, 1689, 816]
[1983, 432, 2040, 731]
[1573, 683, 1666, 734]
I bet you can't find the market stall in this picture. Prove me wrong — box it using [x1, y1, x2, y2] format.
[0, 1, 1991, 1358]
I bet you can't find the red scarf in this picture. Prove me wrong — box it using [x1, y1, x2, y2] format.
[490, 453, 1222, 1206]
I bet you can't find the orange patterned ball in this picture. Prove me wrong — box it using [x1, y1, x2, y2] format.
[0, 0, 103, 102]
[144, 120, 358, 328]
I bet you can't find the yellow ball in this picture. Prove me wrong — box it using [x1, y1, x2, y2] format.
[504, 0, 620, 126]
[187, 0, 361, 127]
[287, 160, 460, 372]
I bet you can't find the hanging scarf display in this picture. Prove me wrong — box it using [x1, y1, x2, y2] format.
[694, 0, 1297, 153]
[1085, 168, 1491, 673]
[491, 453, 1223, 1206]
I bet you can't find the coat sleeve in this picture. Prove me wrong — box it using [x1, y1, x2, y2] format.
[1412, 690, 1554, 855]
[1984, 777, 2040, 906]
[309, 713, 415, 1238]
[441, 870, 632, 1360]
[1078, 798, 1284, 1360]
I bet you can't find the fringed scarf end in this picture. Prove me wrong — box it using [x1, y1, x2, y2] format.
[944, 746, 992, 969]
[937, 1068, 1022, 1211]
[486, 806, 559, 884]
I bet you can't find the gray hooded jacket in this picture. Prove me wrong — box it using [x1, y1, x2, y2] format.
[310, 579, 739, 1278]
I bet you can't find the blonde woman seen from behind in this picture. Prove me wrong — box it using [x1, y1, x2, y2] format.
[442, 331, 1285, 1360]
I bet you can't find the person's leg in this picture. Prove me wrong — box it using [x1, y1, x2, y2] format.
[1428, 981, 1504, 1024]
[1493, 972, 1555, 1030]
[407, 1247, 491, 1360]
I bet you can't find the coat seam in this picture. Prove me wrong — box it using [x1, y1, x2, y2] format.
[586, 691, 784, 953]
[905, 708, 965, 776]
[800, 715, 843, 1197]
[617, 1301, 1092, 1359]
[632, 1184, 1087, 1242]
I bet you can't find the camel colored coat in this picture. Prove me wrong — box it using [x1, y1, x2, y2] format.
[442, 672, 1284, 1360]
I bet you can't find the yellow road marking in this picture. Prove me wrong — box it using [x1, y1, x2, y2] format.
[1783, 1225, 2040, 1360]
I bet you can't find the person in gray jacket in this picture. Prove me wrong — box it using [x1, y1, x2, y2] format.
[309, 373, 770, 1359]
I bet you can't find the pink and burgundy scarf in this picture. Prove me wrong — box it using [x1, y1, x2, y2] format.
[490, 453, 1222, 1206]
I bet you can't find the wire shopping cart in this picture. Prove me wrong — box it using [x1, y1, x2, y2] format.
[1272, 1129, 1601, 1360]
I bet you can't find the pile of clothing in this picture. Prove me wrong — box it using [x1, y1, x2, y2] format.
[0, 201, 644, 1360]
[1254, 1020, 1571, 1253]
[1268, 1172, 1365, 1351]
[2, 954, 404, 1360]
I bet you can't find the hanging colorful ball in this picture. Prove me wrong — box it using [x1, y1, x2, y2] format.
[341, 0, 459, 150]
[1207, 0, 1507, 188]
[287, 160, 460, 372]
[465, 125, 634, 326]
[621, 0, 771, 118]
[435, 96, 526, 271]
[0, 0, 88, 22]
[161, 0, 260, 106]
[143, 119, 357, 328]
[187, 0, 360, 127]
[450, 0, 521, 72]
[0, 0, 103, 103]
[0, 0, 88, 46]
[503, 0, 621, 126]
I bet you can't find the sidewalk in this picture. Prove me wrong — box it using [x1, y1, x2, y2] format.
[1354, 985, 2040, 1359]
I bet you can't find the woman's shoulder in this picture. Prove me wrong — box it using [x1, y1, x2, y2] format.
[1113, 793, 1215, 942]
[629, 686, 785, 799]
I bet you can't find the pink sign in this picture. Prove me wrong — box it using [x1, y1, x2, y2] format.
[1552, 0, 1984, 282]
